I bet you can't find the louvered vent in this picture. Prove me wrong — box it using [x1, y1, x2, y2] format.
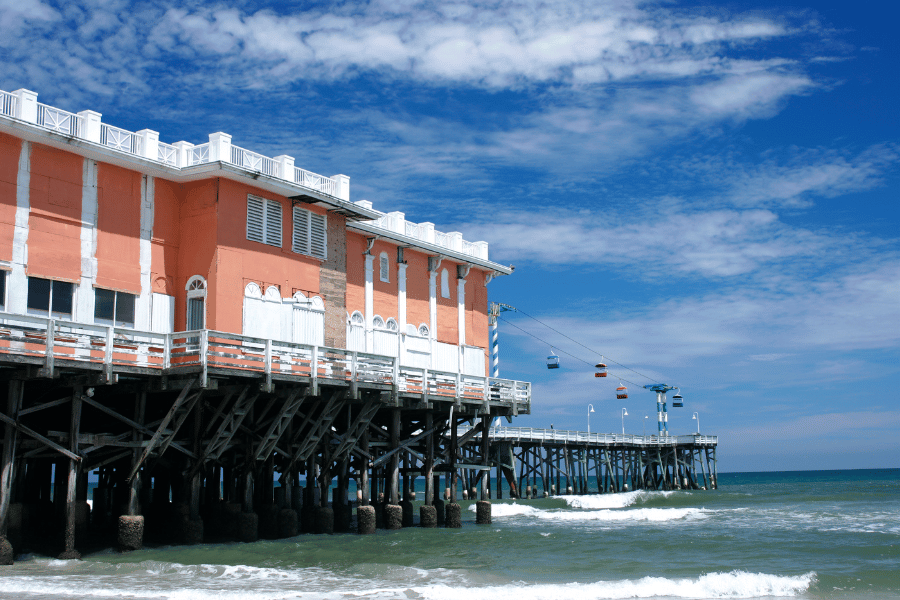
[293, 206, 327, 259]
[247, 195, 282, 248]
[247, 196, 264, 243]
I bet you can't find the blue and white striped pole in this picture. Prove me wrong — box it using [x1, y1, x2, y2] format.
[491, 317, 499, 378]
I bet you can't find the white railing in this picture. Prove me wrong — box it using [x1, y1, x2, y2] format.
[157, 141, 177, 166]
[100, 123, 143, 155]
[36, 103, 80, 136]
[0, 314, 530, 409]
[189, 143, 210, 166]
[405, 221, 424, 238]
[461, 240, 479, 257]
[231, 144, 279, 177]
[1, 88, 345, 203]
[477, 426, 716, 446]
[0, 90, 16, 118]
[294, 167, 336, 196]
[433, 231, 452, 248]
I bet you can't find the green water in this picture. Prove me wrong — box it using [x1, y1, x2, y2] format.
[1, 469, 897, 599]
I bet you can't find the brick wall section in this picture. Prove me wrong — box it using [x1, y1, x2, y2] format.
[321, 213, 347, 348]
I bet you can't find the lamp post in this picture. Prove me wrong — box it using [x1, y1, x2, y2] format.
[692, 412, 700, 434]
[587, 404, 595, 434]
[643, 415, 648, 438]
[621, 408, 628, 435]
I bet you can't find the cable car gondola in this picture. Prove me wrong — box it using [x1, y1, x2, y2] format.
[547, 350, 560, 369]
[616, 383, 628, 399]
[594, 358, 608, 378]
[671, 392, 683, 407]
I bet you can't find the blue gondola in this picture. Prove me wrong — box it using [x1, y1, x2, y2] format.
[547, 351, 560, 369]
[671, 393, 683, 407]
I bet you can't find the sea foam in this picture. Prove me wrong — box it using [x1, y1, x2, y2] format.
[416, 570, 817, 600]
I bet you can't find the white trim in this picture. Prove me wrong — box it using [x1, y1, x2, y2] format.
[9, 140, 29, 314]
[364, 253, 374, 352]
[397, 262, 407, 335]
[74, 157, 97, 323]
[457, 276, 466, 346]
[136, 174, 154, 330]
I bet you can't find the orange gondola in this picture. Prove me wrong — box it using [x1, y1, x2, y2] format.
[616, 383, 628, 399]
[594, 360, 608, 377]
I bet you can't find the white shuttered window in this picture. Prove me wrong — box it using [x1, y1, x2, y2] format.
[247, 195, 283, 248]
[293, 206, 327, 259]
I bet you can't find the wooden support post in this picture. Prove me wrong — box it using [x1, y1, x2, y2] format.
[360, 429, 370, 506]
[59, 387, 83, 559]
[424, 414, 434, 505]
[449, 416, 458, 502]
[480, 415, 490, 501]
[389, 408, 400, 505]
[0, 380, 25, 565]
[127, 391, 146, 516]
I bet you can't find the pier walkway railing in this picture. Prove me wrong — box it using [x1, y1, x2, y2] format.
[0, 313, 530, 411]
[477, 426, 717, 446]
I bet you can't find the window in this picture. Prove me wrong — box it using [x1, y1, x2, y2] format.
[247, 195, 283, 248]
[440, 268, 450, 298]
[27, 277, 74, 319]
[292, 206, 327, 259]
[379, 252, 389, 282]
[94, 288, 136, 327]
[418, 324, 429, 337]
[186, 276, 206, 331]
[0, 271, 6, 311]
[385, 318, 398, 332]
[372, 315, 385, 329]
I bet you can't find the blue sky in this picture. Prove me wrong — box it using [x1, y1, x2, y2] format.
[2, 0, 898, 471]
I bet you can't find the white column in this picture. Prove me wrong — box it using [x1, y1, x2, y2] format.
[457, 276, 466, 346]
[135, 175, 154, 331]
[173, 141, 194, 167]
[208, 132, 232, 163]
[74, 159, 98, 322]
[397, 263, 408, 333]
[77, 110, 102, 143]
[428, 270, 437, 367]
[12, 89, 38, 123]
[274, 155, 294, 182]
[364, 254, 374, 353]
[331, 174, 350, 200]
[397, 261, 407, 363]
[8, 142, 30, 314]
[137, 129, 159, 161]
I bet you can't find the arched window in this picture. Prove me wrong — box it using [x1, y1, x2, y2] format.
[385, 318, 398, 332]
[418, 323, 429, 337]
[379, 252, 390, 283]
[440, 268, 450, 298]
[372, 315, 385, 329]
[185, 275, 206, 330]
[349, 311, 364, 326]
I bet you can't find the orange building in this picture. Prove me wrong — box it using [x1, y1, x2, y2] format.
[0, 88, 513, 378]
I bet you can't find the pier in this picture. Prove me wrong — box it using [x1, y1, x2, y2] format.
[0, 315, 529, 561]
[466, 426, 718, 498]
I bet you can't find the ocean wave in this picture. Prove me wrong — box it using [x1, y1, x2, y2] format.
[469, 502, 708, 522]
[560, 490, 674, 510]
[416, 570, 817, 600]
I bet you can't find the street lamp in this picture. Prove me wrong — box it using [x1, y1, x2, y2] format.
[587, 404, 595, 434]
[621, 408, 628, 435]
[692, 412, 700, 434]
[643, 415, 648, 438]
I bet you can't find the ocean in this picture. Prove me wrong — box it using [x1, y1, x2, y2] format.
[0, 469, 897, 600]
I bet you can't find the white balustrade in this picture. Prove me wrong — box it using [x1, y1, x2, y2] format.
[294, 167, 337, 196]
[157, 141, 178, 166]
[101, 123, 143, 155]
[36, 103, 81, 136]
[189, 143, 210, 166]
[0, 90, 16, 118]
[230, 144, 279, 177]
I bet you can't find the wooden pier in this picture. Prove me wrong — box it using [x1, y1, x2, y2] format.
[458, 426, 718, 498]
[0, 315, 530, 561]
